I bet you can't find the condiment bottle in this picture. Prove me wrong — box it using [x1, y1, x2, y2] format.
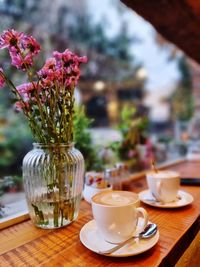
[115, 162, 130, 183]
[104, 167, 122, 190]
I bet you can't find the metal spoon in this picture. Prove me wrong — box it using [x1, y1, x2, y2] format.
[98, 223, 158, 255]
[144, 195, 182, 205]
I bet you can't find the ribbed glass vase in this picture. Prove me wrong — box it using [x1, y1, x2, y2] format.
[22, 143, 84, 229]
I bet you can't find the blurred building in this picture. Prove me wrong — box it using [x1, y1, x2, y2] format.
[79, 79, 146, 127]
[143, 85, 175, 135]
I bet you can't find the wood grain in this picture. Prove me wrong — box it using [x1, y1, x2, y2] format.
[0, 160, 200, 267]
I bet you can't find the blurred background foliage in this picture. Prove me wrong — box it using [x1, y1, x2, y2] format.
[172, 56, 194, 121]
[0, 0, 142, 177]
[0, 0, 195, 180]
[74, 107, 104, 171]
[109, 105, 149, 170]
[0, 108, 33, 176]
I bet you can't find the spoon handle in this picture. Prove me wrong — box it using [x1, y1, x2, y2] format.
[98, 235, 138, 255]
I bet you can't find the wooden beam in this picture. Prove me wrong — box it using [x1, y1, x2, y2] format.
[121, 0, 200, 63]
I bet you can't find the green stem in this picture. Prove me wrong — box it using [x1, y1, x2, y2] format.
[53, 202, 59, 227]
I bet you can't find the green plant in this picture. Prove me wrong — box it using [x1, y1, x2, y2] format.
[110, 105, 148, 166]
[73, 106, 103, 171]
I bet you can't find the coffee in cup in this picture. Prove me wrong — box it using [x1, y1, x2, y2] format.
[91, 190, 148, 244]
[146, 170, 180, 203]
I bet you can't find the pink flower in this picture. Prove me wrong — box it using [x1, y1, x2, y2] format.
[72, 55, 87, 65]
[9, 48, 33, 70]
[40, 74, 55, 87]
[23, 36, 40, 56]
[53, 50, 64, 60]
[65, 76, 77, 87]
[17, 82, 38, 94]
[0, 29, 24, 49]
[0, 30, 40, 70]
[53, 49, 87, 67]
[51, 49, 87, 88]
[14, 101, 29, 112]
[38, 58, 56, 78]
[41, 58, 56, 70]
[53, 49, 73, 62]
[38, 59, 60, 87]
[78, 56, 88, 63]
[72, 64, 80, 74]
[0, 68, 5, 88]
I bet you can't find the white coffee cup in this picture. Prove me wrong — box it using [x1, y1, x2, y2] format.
[146, 170, 180, 203]
[91, 190, 148, 244]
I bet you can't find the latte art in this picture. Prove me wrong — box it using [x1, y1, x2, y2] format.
[92, 191, 138, 206]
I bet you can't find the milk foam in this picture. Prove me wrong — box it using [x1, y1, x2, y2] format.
[93, 191, 137, 206]
[148, 170, 179, 179]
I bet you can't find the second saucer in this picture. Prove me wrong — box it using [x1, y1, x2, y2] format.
[139, 189, 193, 208]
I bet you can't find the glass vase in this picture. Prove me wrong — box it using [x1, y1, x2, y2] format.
[22, 143, 84, 229]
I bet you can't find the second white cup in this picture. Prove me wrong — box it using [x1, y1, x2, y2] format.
[146, 170, 180, 203]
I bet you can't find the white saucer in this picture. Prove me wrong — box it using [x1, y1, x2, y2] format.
[80, 219, 159, 257]
[139, 190, 193, 208]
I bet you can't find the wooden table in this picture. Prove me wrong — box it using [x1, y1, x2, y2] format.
[0, 160, 200, 267]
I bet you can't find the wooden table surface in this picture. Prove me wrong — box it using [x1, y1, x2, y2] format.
[0, 160, 200, 267]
